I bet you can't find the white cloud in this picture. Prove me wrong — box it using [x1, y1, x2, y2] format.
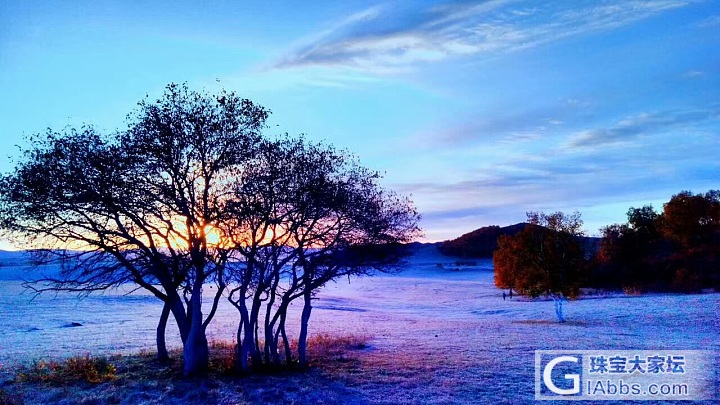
[566, 108, 719, 149]
[697, 14, 720, 27]
[274, 0, 693, 73]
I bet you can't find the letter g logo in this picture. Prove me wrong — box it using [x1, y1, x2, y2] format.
[543, 356, 580, 395]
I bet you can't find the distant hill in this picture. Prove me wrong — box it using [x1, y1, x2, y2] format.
[438, 223, 600, 258]
[0, 249, 32, 266]
[438, 223, 529, 258]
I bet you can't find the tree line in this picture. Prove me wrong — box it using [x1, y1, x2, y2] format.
[0, 83, 421, 376]
[493, 191, 719, 322]
[594, 190, 720, 293]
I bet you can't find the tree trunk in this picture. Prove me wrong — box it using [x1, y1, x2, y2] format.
[263, 298, 275, 365]
[156, 301, 171, 362]
[235, 319, 246, 372]
[235, 297, 252, 372]
[183, 283, 209, 376]
[298, 290, 313, 369]
[168, 292, 190, 344]
[249, 297, 263, 368]
[280, 310, 292, 364]
[268, 299, 291, 366]
[552, 293, 566, 323]
[271, 327, 282, 366]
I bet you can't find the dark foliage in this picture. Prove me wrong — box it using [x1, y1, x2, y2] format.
[592, 191, 720, 292]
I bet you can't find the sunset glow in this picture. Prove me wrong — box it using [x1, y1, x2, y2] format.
[1, 1, 718, 249]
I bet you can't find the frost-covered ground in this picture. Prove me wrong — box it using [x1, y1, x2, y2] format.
[1, 246, 718, 403]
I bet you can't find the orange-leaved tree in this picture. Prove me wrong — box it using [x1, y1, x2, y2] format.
[494, 211, 586, 322]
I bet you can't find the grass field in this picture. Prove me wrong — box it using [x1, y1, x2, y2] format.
[1, 246, 718, 403]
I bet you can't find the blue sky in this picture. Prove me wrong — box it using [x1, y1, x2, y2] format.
[1, 0, 719, 248]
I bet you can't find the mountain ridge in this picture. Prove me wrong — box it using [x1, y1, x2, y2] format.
[438, 223, 600, 258]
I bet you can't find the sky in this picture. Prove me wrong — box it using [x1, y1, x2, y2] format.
[1, 0, 719, 249]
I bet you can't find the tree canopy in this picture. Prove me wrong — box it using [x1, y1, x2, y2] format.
[594, 190, 720, 292]
[0, 83, 420, 376]
[494, 211, 587, 322]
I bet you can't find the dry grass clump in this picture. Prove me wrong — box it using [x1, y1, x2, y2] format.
[15, 354, 116, 386]
[306, 333, 371, 359]
[203, 334, 373, 374]
[208, 339, 236, 375]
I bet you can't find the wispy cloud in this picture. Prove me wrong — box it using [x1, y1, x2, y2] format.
[274, 0, 692, 72]
[402, 132, 720, 238]
[430, 112, 552, 146]
[682, 70, 706, 78]
[566, 108, 719, 149]
[696, 14, 720, 27]
[407, 99, 594, 149]
[395, 102, 719, 239]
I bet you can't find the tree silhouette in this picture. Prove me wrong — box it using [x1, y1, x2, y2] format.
[660, 190, 720, 291]
[661, 190, 720, 249]
[0, 83, 268, 375]
[220, 137, 420, 371]
[0, 83, 420, 375]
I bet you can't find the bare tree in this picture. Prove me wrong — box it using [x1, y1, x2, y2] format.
[0, 83, 268, 375]
[221, 137, 420, 371]
[0, 84, 419, 375]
